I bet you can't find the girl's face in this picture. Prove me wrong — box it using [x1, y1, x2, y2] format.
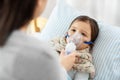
[68, 20, 91, 50]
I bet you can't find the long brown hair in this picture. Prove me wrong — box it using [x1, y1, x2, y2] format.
[69, 16, 99, 49]
[0, 0, 37, 46]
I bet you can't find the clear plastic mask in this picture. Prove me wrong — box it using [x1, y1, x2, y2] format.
[66, 32, 83, 49]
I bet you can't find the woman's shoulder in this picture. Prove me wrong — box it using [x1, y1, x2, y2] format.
[0, 31, 62, 80]
[5, 30, 56, 58]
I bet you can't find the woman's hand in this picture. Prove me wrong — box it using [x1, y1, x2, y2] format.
[60, 50, 79, 71]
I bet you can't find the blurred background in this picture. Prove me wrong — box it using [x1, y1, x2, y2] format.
[41, 0, 120, 26]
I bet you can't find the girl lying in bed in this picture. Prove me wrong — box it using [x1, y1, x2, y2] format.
[50, 16, 99, 80]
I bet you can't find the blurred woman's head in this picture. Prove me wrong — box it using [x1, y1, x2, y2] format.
[0, 0, 47, 46]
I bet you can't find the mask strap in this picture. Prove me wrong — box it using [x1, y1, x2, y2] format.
[65, 33, 70, 38]
[84, 41, 93, 45]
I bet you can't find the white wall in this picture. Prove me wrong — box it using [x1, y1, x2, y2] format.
[41, 0, 56, 18]
[42, 0, 120, 26]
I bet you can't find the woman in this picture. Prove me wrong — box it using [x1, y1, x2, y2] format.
[0, 0, 76, 80]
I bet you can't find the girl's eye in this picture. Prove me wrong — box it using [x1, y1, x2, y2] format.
[81, 33, 86, 36]
[71, 29, 76, 32]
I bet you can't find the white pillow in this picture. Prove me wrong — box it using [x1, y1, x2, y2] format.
[40, 0, 120, 80]
[92, 23, 120, 80]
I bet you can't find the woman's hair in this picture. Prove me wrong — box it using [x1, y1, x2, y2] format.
[0, 0, 38, 46]
[69, 16, 99, 49]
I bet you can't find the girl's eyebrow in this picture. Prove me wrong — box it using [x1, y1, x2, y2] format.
[71, 26, 77, 29]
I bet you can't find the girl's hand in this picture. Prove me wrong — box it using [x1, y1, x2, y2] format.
[60, 50, 79, 71]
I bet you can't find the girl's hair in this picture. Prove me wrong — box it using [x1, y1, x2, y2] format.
[0, 0, 37, 46]
[69, 16, 99, 49]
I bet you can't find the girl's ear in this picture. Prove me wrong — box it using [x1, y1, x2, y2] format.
[84, 41, 94, 50]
